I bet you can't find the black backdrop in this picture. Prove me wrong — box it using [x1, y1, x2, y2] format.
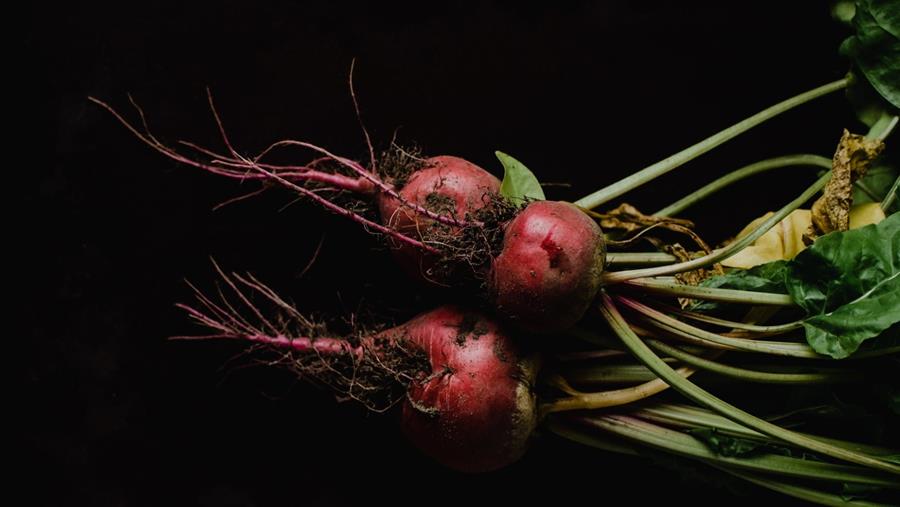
[27, 2, 862, 505]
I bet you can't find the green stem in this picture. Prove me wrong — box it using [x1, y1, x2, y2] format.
[578, 414, 897, 487]
[620, 295, 821, 358]
[602, 173, 830, 284]
[599, 293, 900, 474]
[867, 112, 899, 141]
[870, 113, 899, 212]
[605, 252, 678, 267]
[655, 154, 832, 217]
[564, 363, 661, 384]
[646, 339, 856, 384]
[882, 175, 899, 212]
[543, 364, 695, 413]
[548, 415, 896, 505]
[621, 277, 795, 306]
[574, 78, 848, 209]
[657, 304, 802, 333]
[632, 403, 900, 457]
[714, 467, 893, 507]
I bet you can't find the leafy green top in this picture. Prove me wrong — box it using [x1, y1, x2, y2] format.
[840, 0, 900, 111]
[496, 151, 545, 202]
[699, 212, 900, 358]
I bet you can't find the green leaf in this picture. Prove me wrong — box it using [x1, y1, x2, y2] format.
[852, 164, 899, 205]
[496, 151, 545, 202]
[697, 213, 900, 358]
[692, 261, 789, 312]
[840, 0, 900, 110]
[786, 212, 900, 358]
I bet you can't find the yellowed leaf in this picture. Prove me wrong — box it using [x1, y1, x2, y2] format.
[724, 204, 885, 269]
[849, 202, 886, 228]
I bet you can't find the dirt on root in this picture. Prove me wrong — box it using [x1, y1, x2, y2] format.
[428, 192, 522, 292]
[377, 143, 426, 187]
[269, 334, 430, 413]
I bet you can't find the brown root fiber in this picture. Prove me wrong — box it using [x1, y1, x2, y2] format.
[377, 143, 426, 188]
[276, 338, 430, 412]
[427, 193, 521, 290]
[176, 261, 429, 413]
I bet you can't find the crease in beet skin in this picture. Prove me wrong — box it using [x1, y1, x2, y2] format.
[540, 228, 564, 269]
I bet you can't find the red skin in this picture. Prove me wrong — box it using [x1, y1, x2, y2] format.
[377, 156, 501, 284]
[490, 201, 606, 333]
[185, 303, 538, 473]
[384, 305, 538, 473]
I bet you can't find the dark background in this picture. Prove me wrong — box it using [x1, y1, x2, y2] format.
[26, 2, 864, 505]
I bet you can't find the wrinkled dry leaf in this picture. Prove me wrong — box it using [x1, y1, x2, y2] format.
[595, 203, 694, 232]
[663, 243, 724, 308]
[805, 129, 884, 243]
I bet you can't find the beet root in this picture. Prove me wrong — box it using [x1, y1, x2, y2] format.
[385, 305, 538, 473]
[176, 271, 538, 473]
[489, 200, 606, 333]
[376, 156, 501, 283]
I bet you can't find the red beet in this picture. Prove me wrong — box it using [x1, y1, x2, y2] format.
[94, 96, 606, 332]
[489, 201, 606, 333]
[177, 272, 538, 473]
[385, 306, 538, 472]
[376, 156, 501, 282]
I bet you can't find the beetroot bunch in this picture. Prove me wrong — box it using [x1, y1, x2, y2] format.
[93, 94, 608, 472]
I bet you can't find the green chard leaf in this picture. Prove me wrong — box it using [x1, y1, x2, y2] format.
[853, 164, 899, 206]
[840, 0, 900, 111]
[496, 151, 545, 202]
[698, 213, 900, 358]
[691, 261, 789, 312]
[788, 212, 900, 358]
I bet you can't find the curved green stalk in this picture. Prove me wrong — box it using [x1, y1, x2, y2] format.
[625, 297, 900, 359]
[655, 154, 832, 217]
[882, 175, 899, 212]
[621, 277, 795, 306]
[657, 304, 802, 333]
[632, 403, 900, 457]
[599, 293, 900, 474]
[564, 363, 660, 384]
[602, 173, 829, 284]
[714, 467, 893, 507]
[579, 414, 897, 487]
[606, 252, 678, 267]
[646, 339, 856, 384]
[574, 79, 848, 210]
[868, 112, 899, 141]
[620, 296, 821, 358]
[542, 364, 696, 413]
[548, 416, 896, 505]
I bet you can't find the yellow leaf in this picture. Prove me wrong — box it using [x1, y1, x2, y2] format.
[723, 204, 885, 269]
[849, 202, 886, 229]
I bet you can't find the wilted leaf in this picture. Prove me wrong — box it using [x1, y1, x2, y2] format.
[805, 129, 884, 242]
